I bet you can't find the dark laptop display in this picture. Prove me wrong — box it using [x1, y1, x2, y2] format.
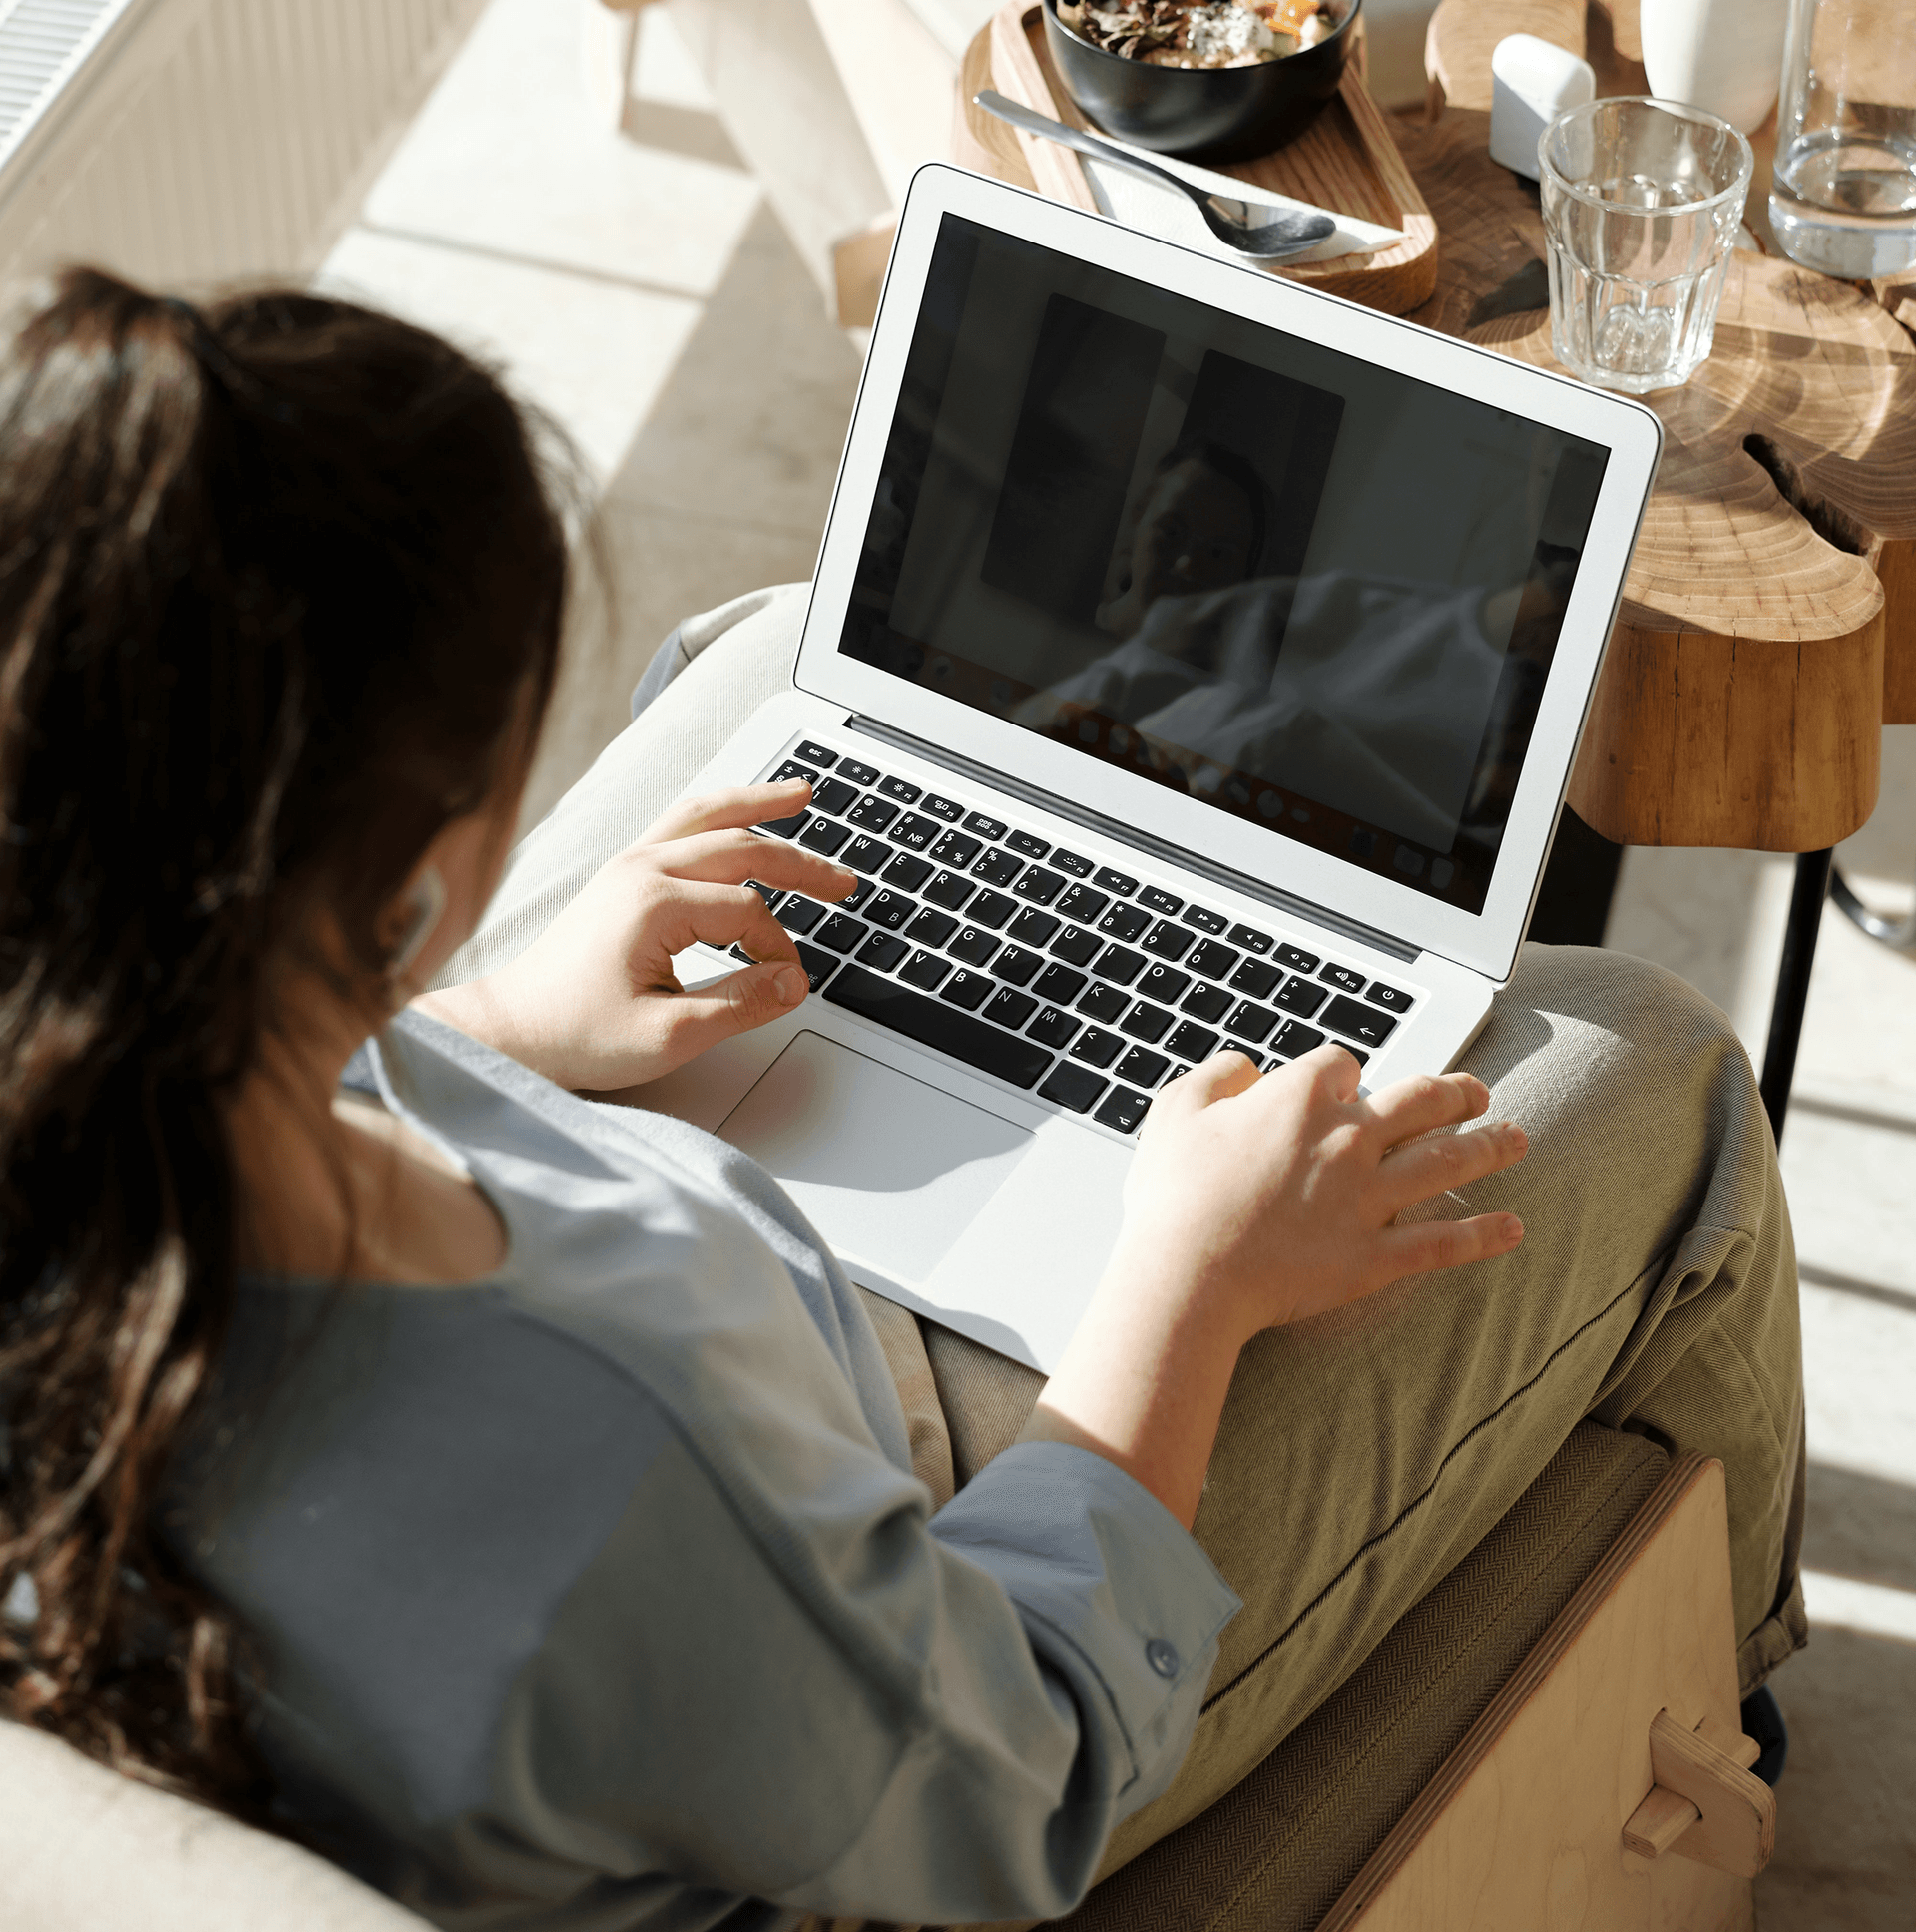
[840, 214, 1609, 917]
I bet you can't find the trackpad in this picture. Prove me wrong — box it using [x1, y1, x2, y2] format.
[718, 1032, 1031, 1284]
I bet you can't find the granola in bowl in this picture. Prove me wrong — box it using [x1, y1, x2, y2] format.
[1056, 0, 1339, 69]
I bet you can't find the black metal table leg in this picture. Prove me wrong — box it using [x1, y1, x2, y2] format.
[1758, 848, 1833, 1144]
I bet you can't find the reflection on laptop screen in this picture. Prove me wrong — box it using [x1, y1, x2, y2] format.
[841, 214, 1610, 917]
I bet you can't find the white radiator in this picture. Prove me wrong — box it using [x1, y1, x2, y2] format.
[0, 0, 488, 294]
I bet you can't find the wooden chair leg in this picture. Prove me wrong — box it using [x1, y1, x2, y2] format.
[1317, 1454, 1768, 1932]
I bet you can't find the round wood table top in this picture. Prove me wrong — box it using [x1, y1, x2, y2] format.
[1411, 0, 1916, 850]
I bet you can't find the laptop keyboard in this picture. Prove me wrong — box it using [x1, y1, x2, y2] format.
[739, 738, 1419, 1138]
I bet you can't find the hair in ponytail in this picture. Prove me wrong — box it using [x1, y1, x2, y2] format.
[0, 268, 569, 1815]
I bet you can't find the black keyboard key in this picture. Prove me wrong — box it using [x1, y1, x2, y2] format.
[877, 775, 921, 804]
[838, 757, 879, 786]
[1095, 1085, 1152, 1134]
[882, 854, 933, 893]
[1338, 1045, 1369, 1068]
[794, 941, 838, 991]
[816, 913, 865, 954]
[827, 966, 1050, 1089]
[1224, 1001, 1279, 1045]
[770, 759, 819, 786]
[964, 810, 1007, 840]
[1320, 963, 1366, 995]
[1181, 904, 1227, 936]
[995, 945, 1043, 987]
[1166, 1021, 1218, 1062]
[1006, 829, 1050, 859]
[984, 986, 1038, 1030]
[1366, 982, 1414, 1014]
[1039, 1061, 1108, 1115]
[777, 895, 827, 935]
[1033, 964, 1087, 1005]
[1273, 977, 1328, 1018]
[1139, 886, 1183, 917]
[760, 808, 809, 839]
[923, 869, 975, 912]
[1077, 981, 1127, 1024]
[889, 813, 940, 852]
[905, 908, 958, 949]
[1027, 1006, 1080, 1050]
[1120, 1000, 1174, 1044]
[1050, 849, 1092, 877]
[842, 877, 875, 913]
[1272, 1018, 1326, 1057]
[1098, 902, 1151, 943]
[949, 925, 999, 967]
[1013, 865, 1067, 907]
[1187, 939, 1239, 981]
[794, 740, 838, 768]
[941, 969, 994, 1012]
[858, 931, 909, 973]
[1229, 957, 1283, 1001]
[864, 891, 917, 932]
[846, 795, 898, 833]
[969, 889, 1017, 930]
[1181, 982, 1232, 1024]
[922, 793, 964, 822]
[972, 848, 1022, 887]
[1094, 944, 1147, 987]
[1095, 866, 1139, 897]
[1321, 996, 1398, 1048]
[1276, 944, 1320, 974]
[1009, 907, 1060, 948]
[930, 829, 982, 869]
[797, 816, 849, 857]
[1138, 963, 1192, 1005]
[1070, 1026, 1125, 1069]
[900, 949, 950, 992]
[1115, 1046, 1170, 1087]
[1050, 924, 1102, 967]
[1143, 920, 1195, 962]
[1056, 884, 1109, 926]
[744, 879, 781, 909]
[1228, 924, 1273, 954]
[811, 776, 858, 816]
[844, 835, 891, 875]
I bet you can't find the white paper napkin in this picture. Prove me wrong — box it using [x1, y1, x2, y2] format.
[1075, 131, 1405, 267]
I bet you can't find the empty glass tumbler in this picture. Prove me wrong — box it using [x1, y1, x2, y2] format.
[1770, 0, 1916, 277]
[1539, 97, 1753, 394]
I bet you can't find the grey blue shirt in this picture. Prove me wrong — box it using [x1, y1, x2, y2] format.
[170, 1012, 1239, 1929]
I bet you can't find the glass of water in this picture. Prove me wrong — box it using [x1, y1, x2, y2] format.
[1539, 98, 1753, 395]
[1771, 0, 1916, 277]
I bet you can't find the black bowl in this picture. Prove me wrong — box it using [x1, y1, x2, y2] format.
[1042, 0, 1361, 165]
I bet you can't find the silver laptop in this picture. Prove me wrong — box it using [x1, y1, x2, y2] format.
[637, 164, 1664, 1374]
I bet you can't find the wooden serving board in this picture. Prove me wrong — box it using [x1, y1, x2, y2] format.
[958, 1, 1438, 316]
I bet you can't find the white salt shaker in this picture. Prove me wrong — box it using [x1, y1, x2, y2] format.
[1489, 34, 1597, 181]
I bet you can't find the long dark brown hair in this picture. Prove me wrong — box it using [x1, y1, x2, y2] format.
[0, 269, 569, 1816]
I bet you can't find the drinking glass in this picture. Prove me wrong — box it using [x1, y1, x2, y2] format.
[1770, 0, 1916, 277]
[1539, 97, 1753, 395]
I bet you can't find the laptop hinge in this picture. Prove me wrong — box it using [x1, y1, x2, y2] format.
[846, 716, 1421, 966]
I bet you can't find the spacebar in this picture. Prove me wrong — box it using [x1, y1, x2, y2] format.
[823, 965, 1052, 1090]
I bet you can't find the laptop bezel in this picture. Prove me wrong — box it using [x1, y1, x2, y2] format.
[793, 164, 1663, 986]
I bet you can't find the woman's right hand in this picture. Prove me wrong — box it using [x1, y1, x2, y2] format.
[1120, 1045, 1528, 1346]
[1018, 1047, 1527, 1527]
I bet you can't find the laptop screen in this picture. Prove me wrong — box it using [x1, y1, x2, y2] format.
[838, 214, 1610, 918]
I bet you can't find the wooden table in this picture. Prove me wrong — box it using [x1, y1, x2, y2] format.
[960, 0, 1916, 1132]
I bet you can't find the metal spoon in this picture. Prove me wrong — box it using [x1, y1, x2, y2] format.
[974, 90, 1337, 260]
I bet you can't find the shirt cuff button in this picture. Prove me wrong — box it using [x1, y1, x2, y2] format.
[1146, 1637, 1181, 1679]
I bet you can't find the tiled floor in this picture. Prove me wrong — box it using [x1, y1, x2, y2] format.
[326, 3, 1915, 1923]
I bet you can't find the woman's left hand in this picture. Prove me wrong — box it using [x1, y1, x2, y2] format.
[416, 780, 856, 1092]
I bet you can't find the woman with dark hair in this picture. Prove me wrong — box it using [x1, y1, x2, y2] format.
[0, 272, 1803, 1930]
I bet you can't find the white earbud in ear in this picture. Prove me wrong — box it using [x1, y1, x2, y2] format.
[386, 865, 447, 980]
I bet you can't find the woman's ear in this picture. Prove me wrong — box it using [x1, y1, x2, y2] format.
[383, 866, 447, 981]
